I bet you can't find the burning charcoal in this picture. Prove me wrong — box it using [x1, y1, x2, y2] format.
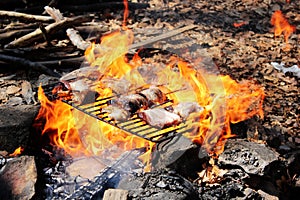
[173, 102, 204, 119]
[139, 86, 166, 105]
[117, 94, 149, 113]
[102, 105, 130, 122]
[138, 108, 182, 128]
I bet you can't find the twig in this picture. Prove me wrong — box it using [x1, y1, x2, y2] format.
[0, 29, 33, 45]
[130, 24, 197, 49]
[0, 53, 61, 77]
[37, 57, 86, 68]
[44, 6, 64, 22]
[57, 2, 149, 12]
[66, 29, 91, 50]
[0, 10, 54, 23]
[4, 15, 91, 48]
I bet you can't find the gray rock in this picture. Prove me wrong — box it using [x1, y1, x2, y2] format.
[218, 139, 279, 176]
[0, 156, 37, 200]
[0, 104, 39, 153]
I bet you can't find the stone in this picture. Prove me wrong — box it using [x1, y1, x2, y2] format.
[0, 156, 37, 199]
[218, 139, 279, 176]
[66, 156, 106, 180]
[257, 190, 279, 200]
[103, 189, 128, 200]
[0, 104, 40, 153]
[151, 134, 207, 179]
[6, 85, 20, 95]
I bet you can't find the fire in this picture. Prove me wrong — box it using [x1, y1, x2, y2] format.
[271, 10, 296, 43]
[34, 0, 265, 170]
[9, 146, 24, 157]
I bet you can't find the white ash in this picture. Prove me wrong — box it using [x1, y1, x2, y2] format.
[271, 62, 300, 78]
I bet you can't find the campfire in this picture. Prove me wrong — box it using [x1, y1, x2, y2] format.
[35, 28, 265, 160]
[0, 0, 299, 199]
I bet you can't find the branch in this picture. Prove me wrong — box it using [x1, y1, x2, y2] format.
[0, 53, 61, 77]
[4, 15, 91, 48]
[0, 10, 54, 23]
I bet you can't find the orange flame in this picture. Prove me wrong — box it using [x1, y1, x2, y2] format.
[9, 146, 24, 157]
[122, 0, 129, 29]
[271, 10, 296, 43]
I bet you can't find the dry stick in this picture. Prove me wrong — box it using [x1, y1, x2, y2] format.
[39, 24, 198, 69]
[37, 56, 85, 67]
[4, 15, 91, 48]
[0, 54, 60, 77]
[0, 23, 39, 34]
[129, 24, 197, 50]
[0, 10, 53, 23]
[0, 29, 34, 45]
[45, 6, 91, 50]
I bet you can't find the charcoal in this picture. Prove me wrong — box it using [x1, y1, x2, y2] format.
[118, 169, 199, 200]
[218, 139, 279, 176]
[198, 169, 261, 200]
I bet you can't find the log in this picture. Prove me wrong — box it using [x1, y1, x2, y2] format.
[4, 15, 91, 48]
[0, 10, 53, 23]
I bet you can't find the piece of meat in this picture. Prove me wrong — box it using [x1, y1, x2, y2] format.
[138, 108, 182, 128]
[139, 86, 166, 104]
[102, 105, 130, 122]
[173, 102, 204, 119]
[116, 94, 149, 113]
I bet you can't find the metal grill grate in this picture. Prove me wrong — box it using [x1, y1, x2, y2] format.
[43, 84, 192, 143]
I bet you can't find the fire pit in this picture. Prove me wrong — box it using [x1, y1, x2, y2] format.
[0, 0, 299, 199]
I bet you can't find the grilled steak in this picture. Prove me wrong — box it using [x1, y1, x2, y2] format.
[138, 108, 182, 128]
[173, 102, 204, 119]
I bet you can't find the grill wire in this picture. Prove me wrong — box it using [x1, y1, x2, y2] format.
[42, 83, 192, 143]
